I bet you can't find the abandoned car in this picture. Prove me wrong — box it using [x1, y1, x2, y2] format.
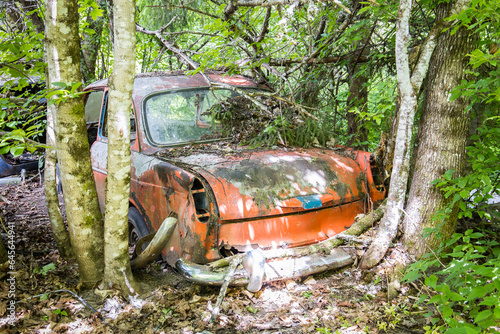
[85, 72, 386, 290]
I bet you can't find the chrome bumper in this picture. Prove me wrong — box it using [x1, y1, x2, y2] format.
[175, 247, 354, 288]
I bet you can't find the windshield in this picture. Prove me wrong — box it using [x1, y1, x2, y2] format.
[143, 88, 234, 146]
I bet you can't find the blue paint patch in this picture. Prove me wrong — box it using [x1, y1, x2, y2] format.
[296, 195, 322, 209]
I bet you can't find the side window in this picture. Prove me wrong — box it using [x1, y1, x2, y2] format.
[101, 95, 137, 143]
[84, 90, 105, 146]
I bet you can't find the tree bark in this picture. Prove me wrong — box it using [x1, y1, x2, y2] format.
[80, 1, 105, 84]
[359, 0, 442, 269]
[44, 103, 73, 259]
[402, 1, 477, 258]
[102, 0, 139, 294]
[17, 0, 45, 34]
[346, 55, 369, 149]
[359, 0, 416, 269]
[360, 0, 472, 268]
[346, 0, 370, 150]
[45, 0, 104, 287]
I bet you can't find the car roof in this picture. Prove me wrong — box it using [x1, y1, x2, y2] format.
[84, 71, 264, 96]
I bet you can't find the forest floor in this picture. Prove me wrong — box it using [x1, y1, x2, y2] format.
[0, 175, 432, 334]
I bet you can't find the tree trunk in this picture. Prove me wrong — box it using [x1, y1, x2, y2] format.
[44, 103, 73, 259]
[346, 61, 369, 149]
[359, 0, 416, 269]
[359, 0, 445, 269]
[80, 0, 105, 83]
[102, 0, 139, 294]
[45, 0, 104, 287]
[402, 1, 477, 258]
[17, 0, 44, 34]
[360, 0, 472, 268]
[346, 0, 370, 150]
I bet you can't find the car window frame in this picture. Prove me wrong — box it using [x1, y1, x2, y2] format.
[141, 86, 234, 148]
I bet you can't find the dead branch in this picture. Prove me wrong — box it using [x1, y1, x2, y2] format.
[210, 256, 241, 322]
[136, 24, 200, 70]
[144, 4, 219, 19]
[162, 31, 218, 37]
[249, 90, 320, 121]
[255, 7, 271, 44]
[231, 0, 351, 14]
[0, 62, 37, 84]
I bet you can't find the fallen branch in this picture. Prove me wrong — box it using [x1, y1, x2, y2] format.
[210, 256, 241, 322]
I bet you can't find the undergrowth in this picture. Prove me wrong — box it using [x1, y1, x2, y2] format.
[403, 227, 500, 334]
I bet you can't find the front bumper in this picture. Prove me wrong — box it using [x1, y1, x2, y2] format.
[175, 247, 354, 287]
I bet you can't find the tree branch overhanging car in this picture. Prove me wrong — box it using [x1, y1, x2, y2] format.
[85, 71, 386, 291]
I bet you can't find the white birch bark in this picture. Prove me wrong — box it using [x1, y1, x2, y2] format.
[102, 0, 139, 294]
[359, 0, 415, 269]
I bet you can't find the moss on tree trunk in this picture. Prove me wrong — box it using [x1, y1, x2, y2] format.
[45, 0, 104, 287]
[402, 1, 478, 258]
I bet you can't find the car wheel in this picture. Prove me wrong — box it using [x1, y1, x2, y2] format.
[128, 207, 150, 257]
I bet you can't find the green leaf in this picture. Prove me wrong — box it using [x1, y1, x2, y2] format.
[51, 82, 69, 88]
[10, 146, 25, 157]
[474, 309, 492, 323]
[443, 169, 454, 181]
[442, 305, 453, 318]
[494, 306, 500, 318]
[468, 285, 491, 301]
[444, 327, 479, 334]
[460, 190, 469, 199]
[479, 296, 498, 306]
[429, 294, 444, 304]
[425, 275, 438, 288]
[42, 263, 56, 274]
[402, 269, 421, 283]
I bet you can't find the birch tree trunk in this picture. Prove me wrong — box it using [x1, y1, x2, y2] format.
[359, 0, 444, 268]
[44, 104, 73, 259]
[46, 0, 104, 286]
[102, 0, 139, 294]
[359, 0, 415, 269]
[402, 1, 477, 258]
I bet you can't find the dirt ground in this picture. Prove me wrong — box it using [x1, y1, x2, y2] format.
[0, 175, 429, 334]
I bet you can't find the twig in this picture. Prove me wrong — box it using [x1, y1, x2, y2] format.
[18, 289, 97, 313]
[0, 62, 37, 84]
[210, 256, 241, 322]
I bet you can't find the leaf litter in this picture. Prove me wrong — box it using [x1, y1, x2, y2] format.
[0, 176, 429, 333]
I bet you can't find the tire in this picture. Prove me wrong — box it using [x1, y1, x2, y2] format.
[128, 207, 150, 256]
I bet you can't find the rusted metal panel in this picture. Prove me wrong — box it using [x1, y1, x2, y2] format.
[217, 200, 366, 253]
[171, 148, 368, 221]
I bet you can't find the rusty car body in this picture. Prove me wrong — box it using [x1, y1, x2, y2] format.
[85, 72, 386, 289]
